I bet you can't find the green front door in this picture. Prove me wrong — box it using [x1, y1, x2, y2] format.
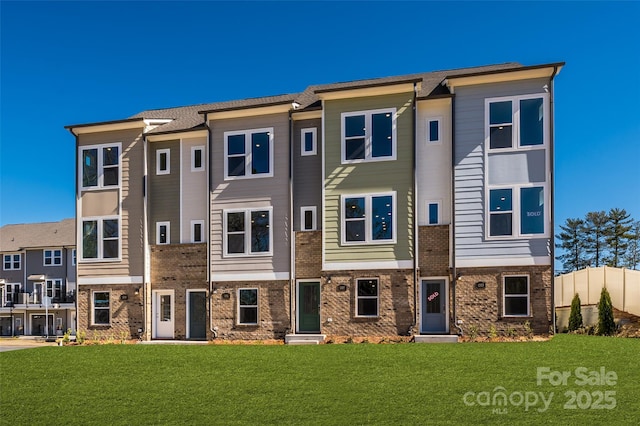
[298, 282, 320, 333]
[188, 291, 207, 340]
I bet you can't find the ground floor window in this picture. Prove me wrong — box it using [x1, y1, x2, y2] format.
[356, 279, 379, 317]
[238, 288, 258, 325]
[92, 291, 110, 325]
[503, 275, 529, 316]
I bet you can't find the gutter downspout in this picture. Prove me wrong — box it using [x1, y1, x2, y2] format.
[288, 109, 295, 336]
[205, 113, 217, 339]
[142, 134, 149, 340]
[450, 91, 462, 336]
[549, 65, 559, 334]
[67, 127, 79, 335]
[412, 83, 418, 335]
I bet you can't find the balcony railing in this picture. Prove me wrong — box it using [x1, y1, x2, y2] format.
[4, 291, 76, 307]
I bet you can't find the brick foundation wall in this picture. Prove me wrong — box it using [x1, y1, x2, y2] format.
[150, 243, 209, 340]
[455, 265, 552, 335]
[77, 285, 144, 339]
[295, 231, 322, 278]
[210, 280, 290, 340]
[418, 225, 450, 277]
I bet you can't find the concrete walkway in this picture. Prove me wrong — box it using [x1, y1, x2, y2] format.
[0, 337, 57, 352]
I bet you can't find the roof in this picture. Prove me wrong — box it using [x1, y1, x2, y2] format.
[69, 61, 563, 134]
[0, 219, 75, 252]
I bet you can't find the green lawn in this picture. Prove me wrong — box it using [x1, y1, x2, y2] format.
[1, 335, 639, 425]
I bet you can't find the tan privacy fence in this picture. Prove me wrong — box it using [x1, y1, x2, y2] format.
[554, 267, 640, 316]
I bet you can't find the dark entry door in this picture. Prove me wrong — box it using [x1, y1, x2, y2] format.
[298, 282, 320, 333]
[188, 291, 207, 340]
[421, 280, 447, 333]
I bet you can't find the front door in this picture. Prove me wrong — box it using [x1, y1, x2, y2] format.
[30, 314, 54, 336]
[188, 291, 207, 340]
[153, 290, 174, 339]
[421, 279, 447, 333]
[298, 281, 320, 333]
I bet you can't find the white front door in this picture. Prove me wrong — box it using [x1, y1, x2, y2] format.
[153, 290, 174, 339]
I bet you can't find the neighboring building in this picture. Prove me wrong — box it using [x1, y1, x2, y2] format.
[0, 219, 76, 336]
[66, 61, 563, 342]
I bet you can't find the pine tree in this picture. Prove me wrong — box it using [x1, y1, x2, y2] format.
[623, 220, 640, 270]
[597, 287, 616, 336]
[605, 208, 632, 267]
[568, 293, 583, 331]
[584, 211, 609, 267]
[555, 218, 588, 272]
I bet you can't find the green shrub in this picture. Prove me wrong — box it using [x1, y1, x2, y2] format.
[523, 321, 533, 339]
[597, 287, 616, 336]
[488, 324, 498, 339]
[568, 293, 583, 331]
[468, 325, 479, 342]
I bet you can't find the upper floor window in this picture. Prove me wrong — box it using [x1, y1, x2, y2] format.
[341, 108, 396, 163]
[427, 118, 441, 144]
[46, 279, 63, 299]
[5, 283, 20, 303]
[488, 186, 546, 238]
[224, 128, 273, 180]
[72, 249, 76, 266]
[342, 192, 395, 245]
[224, 208, 272, 257]
[156, 149, 170, 175]
[427, 201, 440, 225]
[191, 146, 205, 172]
[191, 220, 205, 243]
[44, 249, 62, 266]
[3, 254, 20, 270]
[81, 144, 120, 189]
[301, 128, 317, 156]
[301, 206, 317, 231]
[156, 222, 170, 245]
[486, 95, 547, 151]
[82, 217, 119, 261]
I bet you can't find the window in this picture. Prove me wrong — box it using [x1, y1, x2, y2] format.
[92, 291, 110, 325]
[82, 217, 119, 260]
[44, 249, 62, 266]
[341, 108, 396, 163]
[191, 220, 205, 243]
[3, 254, 20, 270]
[486, 95, 546, 150]
[427, 118, 441, 144]
[156, 222, 170, 245]
[46, 279, 63, 300]
[238, 288, 258, 325]
[301, 128, 317, 156]
[81, 144, 120, 189]
[488, 186, 546, 238]
[224, 208, 272, 256]
[191, 146, 204, 172]
[503, 276, 529, 316]
[224, 128, 273, 179]
[5, 283, 20, 304]
[72, 249, 76, 266]
[356, 279, 379, 317]
[156, 149, 170, 175]
[301, 206, 317, 231]
[427, 201, 440, 225]
[342, 193, 395, 245]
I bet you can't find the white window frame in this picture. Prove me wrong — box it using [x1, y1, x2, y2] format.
[300, 206, 317, 231]
[485, 94, 549, 152]
[223, 207, 273, 257]
[156, 221, 170, 245]
[502, 275, 530, 317]
[300, 128, 317, 156]
[72, 249, 76, 266]
[355, 278, 379, 318]
[223, 127, 274, 180]
[190, 220, 205, 243]
[80, 216, 121, 262]
[5, 283, 20, 303]
[341, 108, 397, 164]
[341, 192, 397, 246]
[191, 146, 205, 172]
[486, 183, 549, 240]
[43, 249, 62, 266]
[79, 143, 122, 190]
[426, 117, 442, 144]
[237, 288, 259, 325]
[156, 148, 170, 175]
[45, 279, 63, 299]
[3, 253, 21, 270]
[92, 291, 111, 326]
[426, 200, 441, 225]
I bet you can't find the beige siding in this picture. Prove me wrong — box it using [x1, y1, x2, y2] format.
[181, 137, 208, 243]
[209, 113, 290, 278]
[82, 191, 119, 217]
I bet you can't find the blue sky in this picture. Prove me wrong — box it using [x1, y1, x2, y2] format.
[1, 1, 639, 237]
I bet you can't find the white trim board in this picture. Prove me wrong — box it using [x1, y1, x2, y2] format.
[78, 276, 144, 285]
[455, 256, 551, 268]
[323, 260, 413, 271]
[211, 272, 290, 282]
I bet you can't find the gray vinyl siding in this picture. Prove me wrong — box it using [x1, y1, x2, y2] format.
[26, 249, 67, 293]
[77, 128, 145, 278]
[209, 113, 290, 276]
[487, 150, 546, 185]
[454, 78, 551, 262]
[293, 118, 322, 231]
[149, 140, 181, 244]
[0, 253, 23, 287]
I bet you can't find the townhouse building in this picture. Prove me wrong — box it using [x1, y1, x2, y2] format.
[66, 61, 563, 342]
[0, 219, 76, 337]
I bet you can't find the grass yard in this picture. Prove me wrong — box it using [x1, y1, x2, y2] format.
[1, 335, 639, 425]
